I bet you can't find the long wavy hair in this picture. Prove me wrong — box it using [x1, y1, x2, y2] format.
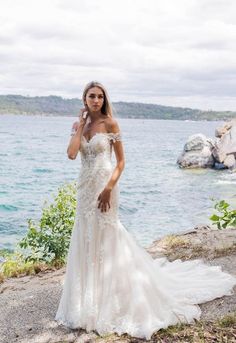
[82, 81, 113, 117]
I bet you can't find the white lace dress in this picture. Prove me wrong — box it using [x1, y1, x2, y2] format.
[55, 132, 236, 340]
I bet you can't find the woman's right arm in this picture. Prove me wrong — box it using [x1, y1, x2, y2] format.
[67, 122, 85, 160]
[67, 109, 88, 160]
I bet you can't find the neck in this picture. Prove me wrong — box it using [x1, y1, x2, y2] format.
[89, 110, 103, 122]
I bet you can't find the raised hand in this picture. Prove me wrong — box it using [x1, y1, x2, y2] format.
[78, 107, 89, 127]
[71, 108, 89, 135]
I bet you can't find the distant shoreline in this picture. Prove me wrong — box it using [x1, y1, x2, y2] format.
[0, 112, 232, 121]
[0, 95, 235, 121]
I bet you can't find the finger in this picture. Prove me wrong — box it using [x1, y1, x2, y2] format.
[101, 203, 106, 212]
[99, 201, 104, 210]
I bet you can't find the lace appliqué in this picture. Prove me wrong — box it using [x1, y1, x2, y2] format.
[107, 132, 122, 143]
[70, 127, 76, 136]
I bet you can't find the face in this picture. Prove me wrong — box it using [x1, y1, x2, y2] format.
[85, 86, 104, 112]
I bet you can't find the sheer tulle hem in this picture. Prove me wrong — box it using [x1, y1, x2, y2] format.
[55, 305, 201, 340]
[55, 269, 235, 340]
[55, 221, 236, 340]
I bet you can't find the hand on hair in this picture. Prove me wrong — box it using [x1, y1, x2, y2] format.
[78, 108, 89, 127]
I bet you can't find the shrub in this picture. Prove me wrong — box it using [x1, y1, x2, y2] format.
[210, 200, 236, 230]
[18, 181, 77, 264]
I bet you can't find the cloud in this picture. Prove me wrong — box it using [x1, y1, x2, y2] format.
[0, 0, 235, 110]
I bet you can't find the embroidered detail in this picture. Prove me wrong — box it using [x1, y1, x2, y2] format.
[70, 127, 77, 136]
[107, 132, 122, 143]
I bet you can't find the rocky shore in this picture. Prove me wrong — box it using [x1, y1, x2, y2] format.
[0, 225, 235, 343]
[177, 119, 236, 170]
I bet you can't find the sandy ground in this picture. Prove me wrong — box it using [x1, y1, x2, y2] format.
[0, 226, 235, 343]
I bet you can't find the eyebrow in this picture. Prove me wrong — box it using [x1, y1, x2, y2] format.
[88, 92, 104, 96]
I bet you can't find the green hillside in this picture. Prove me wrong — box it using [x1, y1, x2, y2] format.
[0, 94, 235, 121]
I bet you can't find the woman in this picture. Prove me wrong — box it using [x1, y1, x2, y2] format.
[55, 81, 236, 340]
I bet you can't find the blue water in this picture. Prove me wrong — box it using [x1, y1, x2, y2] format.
[1, 114, 235, 250]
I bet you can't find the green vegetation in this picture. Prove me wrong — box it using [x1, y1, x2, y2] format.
[0, 95, 81, 116]
[0, 190, 235, 283]
[0, 181, 77, 282]
[18, 181, 77, 263]
[210, 200, 236, 230]
[0, 94, 235, 120]
[0, 251, 48, 278]
[95, 312, 236, 342]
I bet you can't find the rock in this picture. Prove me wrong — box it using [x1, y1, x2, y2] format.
[212, 120, 236, 170]
[184, 134, 206, 151]
[214, 162, 227, 170]
[177, 134, 215, 168]
[215, 119, 236, 138]
[147, 225, 236, 262]
[215, 122, 232, 138]
[177, 120, 236, 170]
[224, 154, 236, 169]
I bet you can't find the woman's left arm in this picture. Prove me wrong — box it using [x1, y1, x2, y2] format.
[97, 119, 125, 212]
[106, 120, 125, 191]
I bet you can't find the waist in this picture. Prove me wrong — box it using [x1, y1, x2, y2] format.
[81, 155, 112, 168]
[79, 160, 113, 176]
[78, 163, 113, 191]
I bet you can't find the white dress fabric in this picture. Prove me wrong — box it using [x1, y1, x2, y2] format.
[55, 132, 236, 340]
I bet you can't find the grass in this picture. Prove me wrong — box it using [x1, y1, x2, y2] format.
[0, 234, 190, 284]
[0, 250, 65, 283]
[94, 312, 236, 342]
[214, 243, 236, 258]
[1, 232, 235, 283]
[161, 235, 190, 249]
[157, 230, 236, 262]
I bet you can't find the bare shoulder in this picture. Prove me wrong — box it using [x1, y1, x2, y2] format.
[104, 117, 120, 133]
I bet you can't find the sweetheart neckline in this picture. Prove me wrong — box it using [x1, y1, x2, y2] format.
[82, 132, 111, 144]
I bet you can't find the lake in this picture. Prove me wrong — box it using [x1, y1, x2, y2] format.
[0, 114, 235, 250]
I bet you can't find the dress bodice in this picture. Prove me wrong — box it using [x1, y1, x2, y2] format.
[77, 132, 122, 220]
[80, 132, 122, 169]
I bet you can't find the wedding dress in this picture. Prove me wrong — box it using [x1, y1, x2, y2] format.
[55, 132, 236, 340]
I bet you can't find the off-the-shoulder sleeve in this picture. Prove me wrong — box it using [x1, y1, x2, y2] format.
[70, 127, 76, 136]
[107, 132, 122, 143]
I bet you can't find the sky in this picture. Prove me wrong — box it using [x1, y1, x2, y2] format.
[0, 0, 236, 111]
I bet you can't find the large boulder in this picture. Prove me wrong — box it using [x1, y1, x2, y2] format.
[177, 133, 215, 168]
[212, 119, 236, 170]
